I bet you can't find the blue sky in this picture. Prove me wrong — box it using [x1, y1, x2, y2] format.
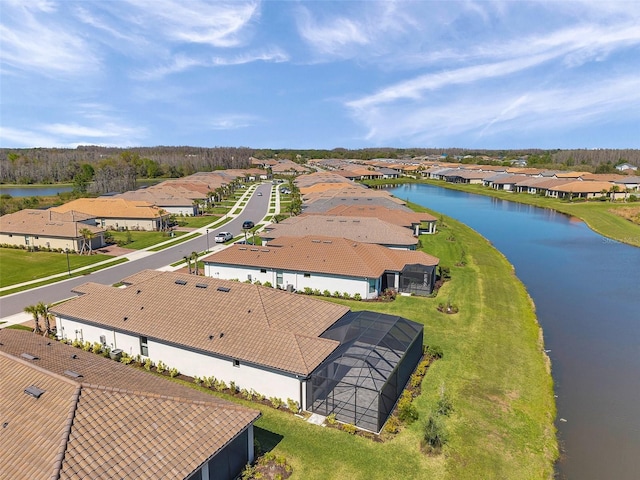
[1, 1, 639, 150]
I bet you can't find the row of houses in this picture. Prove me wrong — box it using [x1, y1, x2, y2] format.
[0, 167, 281, 251]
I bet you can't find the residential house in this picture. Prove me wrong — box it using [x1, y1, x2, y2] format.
[615, 162, 638, 172]
[0, 209, 104, 251]
[547, 181, 626, 200]
[51, 198, 170, 231]
[0, 329, 259, 480]
[203, 235, 439, 297]
[50, 270, 423, 432]
[316, 204, 437, 234]
[262, 215, 419, 249]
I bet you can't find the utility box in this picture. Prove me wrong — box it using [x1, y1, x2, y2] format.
[110, 349, 123, 361]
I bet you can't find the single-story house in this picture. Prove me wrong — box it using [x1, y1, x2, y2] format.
[615, 162, 638, 172]
[203, 235, 440, 297]
[443, 170, 494, 184]
[51, 198, 170, 231]
[261, 215, 419, 250]
[0, 209, 104, 252]
[314, 204, 437, 235]
[50, 270, 424, 432]
[547, 181, 627, 199]
[115, 190, 200, 216]
[0, 329, 259, 480]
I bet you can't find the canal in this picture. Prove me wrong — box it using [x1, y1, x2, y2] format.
[389, 183, 640, 480]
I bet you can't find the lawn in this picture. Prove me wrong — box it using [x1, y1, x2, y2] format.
[0, 248, 115, 287]
[161, 205, 558, 479]
[107, 230, 186, 250]
[177, 215, 225, 228]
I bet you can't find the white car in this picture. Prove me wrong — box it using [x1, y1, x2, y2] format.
[214, 231, 233, 243]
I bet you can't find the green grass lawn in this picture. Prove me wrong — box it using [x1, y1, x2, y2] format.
[177, 215, 224, 228]
[107, 230, 186, 250]
[159, 206, 557, 479]
[0, 248, 115, 287]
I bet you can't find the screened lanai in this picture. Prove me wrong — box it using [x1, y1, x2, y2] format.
[306, 310, 423, 432]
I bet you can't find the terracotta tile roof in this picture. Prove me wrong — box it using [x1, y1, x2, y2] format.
[315, 205, 436, 226]
[262, 215, 418, 247]
[203, 235, 438, 278]
[116, 190, 195, 206]
[553, 171, 588, 178]
[514, 177, 572, 188]
[0, 329, 259, 480]
[50, 271, 348, 375]
[299, 182, 354, 195]
[579, 173, 628, 182]
[0, 209, 103, 237]
[550, 180, 625, 193]
[52, 198, 168, 220]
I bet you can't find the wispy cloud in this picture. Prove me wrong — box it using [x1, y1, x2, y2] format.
[209, 114, 260, 130]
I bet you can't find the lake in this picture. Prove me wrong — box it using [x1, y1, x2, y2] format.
[0, 179, 162, 198]
[389, 183, 640, 480]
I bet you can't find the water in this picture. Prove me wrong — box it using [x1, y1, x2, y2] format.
[0, 185, 74, 197]
[389, 183, 640, 479]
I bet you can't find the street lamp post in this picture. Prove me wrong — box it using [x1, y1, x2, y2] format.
[65, 248, 71, 276]
[206, 228, 210, 252]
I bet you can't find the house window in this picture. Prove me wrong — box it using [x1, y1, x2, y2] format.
[34, 236, 39, 239]
[304, 273, 311, 278]
[260, 268, 267, 274]
[276, 271, 283, 287]
[140, 336, 149, 356]
[25, 236, 29, 245]
[233, 359, 240, 367]
[368, 279, 376, 294]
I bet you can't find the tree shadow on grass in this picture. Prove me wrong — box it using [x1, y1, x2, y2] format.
[254, 426, 284, 453]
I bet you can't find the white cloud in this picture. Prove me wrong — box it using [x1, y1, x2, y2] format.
[209, 114, 260, 130]
[296, 7, 370, 56]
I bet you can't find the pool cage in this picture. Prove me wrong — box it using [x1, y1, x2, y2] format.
[398, 263, 437, 296]
[307, 311, 423, 432]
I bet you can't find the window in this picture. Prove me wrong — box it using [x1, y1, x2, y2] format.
[140, 336, 149, 356]
[304, 273, 311, 278]
[260, 268, 267, 274]
[233, 359, 240, 367]
[368, 279, 376, 294]
[276, 271, 283, 287]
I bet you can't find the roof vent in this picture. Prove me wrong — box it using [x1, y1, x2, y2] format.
[238, 247, 247, 251]
[24, 385, 45, 399]
[21, 353, 38, 361]
[217, 286, 231, 293]
[64, 370, 83, 378]
[175, 279, 187, 285]
[322, 240, 332, 244]
[209, 335, 214, 340]
[137, 289, 141, 294]
[261, 249, 269, 252]
[311, 239, 321, 243]
[71, 354, 78, 359]
[124, 316, 128, 321]
[196, 283, 208, 289]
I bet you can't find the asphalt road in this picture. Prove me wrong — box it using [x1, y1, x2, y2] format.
[0, 183, 273, 317]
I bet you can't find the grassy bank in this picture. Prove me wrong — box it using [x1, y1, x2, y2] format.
[108, 230, 186, 250]
[164, 206, 557, 479]
[365, 178, 640, 247]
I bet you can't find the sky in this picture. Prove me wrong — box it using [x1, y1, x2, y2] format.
[1, 0, 639, 150]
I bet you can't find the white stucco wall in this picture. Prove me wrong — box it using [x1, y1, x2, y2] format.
[56, 316, 304, 406]
[204, 263, 379, 299]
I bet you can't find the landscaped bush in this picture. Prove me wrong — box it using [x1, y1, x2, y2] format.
[341, 423, 358, 435]
[263, 281, 273, 288]
[270, 397, 284, 409]
[286, 398, 299, 412]
[425, 345, 443, 359]
[169, 367, 179, 378]
[303, 287, 313, 295]
[143, 358, 153, 371]
[384, 416, 401, 434]
[156, 360, 166, 374]
[397, 391, 419, 423]
[353, 293, 362, 301]
[325, 413, 337, 426]
[421, 414, 447, 455]
[323, 289, 331, 297]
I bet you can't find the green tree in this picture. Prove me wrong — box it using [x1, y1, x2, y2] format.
[79, 228, 94, 255]
[24, 304, 42, 335]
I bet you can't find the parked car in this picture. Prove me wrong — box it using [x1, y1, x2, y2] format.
[235, 239, 255, 245]
[242, 220, 255, 230]
[257, 192, 263, 196]
[214, 231, 233, 243]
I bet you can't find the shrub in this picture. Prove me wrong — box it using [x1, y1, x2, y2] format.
[436, 390, 454, 416]
[215, 380, 227, 392]
[193, 376, 202, 385]
[326, 413, 337, 426]
[270, 397, 284, 409]
[143, 358, 153, 371]
[229, 381, 237, 393]
[91, 342, 102, 354]
[102, 347, 111, 358]
[156, 360, 166, 374]
[286, 398, 299, 412]
[72, 339, 82, 348]
[313, 289, 321, 296]
[303, 287, 313, 295]
[203, 376, 214, 388]
[341, 423, 357, 435]
[82, 341, 92, 352]
[353, 293, 362, 301]
[426, 345, 443, 359]
[422, 414, 447, 454]
[323, 289, 332, 297]
[342, 292, 351, 299]
[629, 194, 638, 202]
[397, 391, 419, 423]
[410, 373, 422, 389]
[384, 416, 401, 434]
[253, 280, 262, 286]
[263, 281, 272, 288]
[120, 353, 133, 365]
[333, 291, 341, 298]
[169, 367, 179, 378]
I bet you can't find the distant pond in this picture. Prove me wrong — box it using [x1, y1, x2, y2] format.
[388, 183, 640, 480]
[0, 185, 74, 197]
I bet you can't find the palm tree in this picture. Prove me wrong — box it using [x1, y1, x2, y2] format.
[79, 228, 94, 255]
[191, 251, 199, 275]
[41, 303, 55, 337]
[184, 256, 192, 275]
[24, 304, 42, 335]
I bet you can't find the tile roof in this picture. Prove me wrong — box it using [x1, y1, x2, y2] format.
[315, 204, 436, 226]
[550, 180, 625, 193]
[262, 215, 418, 247]
[203, 235, 438, 278]
[52, 198, 168, 220]
[50, 271, 349, 376]
[0, 329, 259, 480]
[0, 209, 103, 237]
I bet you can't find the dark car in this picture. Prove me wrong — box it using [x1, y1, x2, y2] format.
[242, 220, 255, 229]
